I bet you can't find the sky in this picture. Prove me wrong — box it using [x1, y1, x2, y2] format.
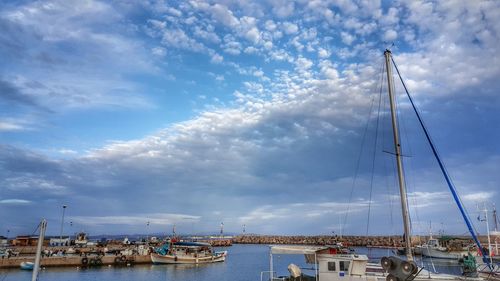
[0, 0, 499, 238]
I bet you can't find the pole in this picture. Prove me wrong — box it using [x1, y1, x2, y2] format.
[146, 221, 150, 245]
[59, 205, 67, 246]
[484, 206, 493, 264]
[384, 49, 413, 261]
[270, 248, 274, 279]
[32, 219, 47, 281]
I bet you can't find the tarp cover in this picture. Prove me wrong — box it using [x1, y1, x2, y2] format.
[270, 245, 326, 255]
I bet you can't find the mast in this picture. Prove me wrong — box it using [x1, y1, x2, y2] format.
[483, 205, 493, 264]
[384, 49, 413, 261]
[494, 205, 498, 231]
[32, 219, 47, 281]
[390, 53, 491, 267]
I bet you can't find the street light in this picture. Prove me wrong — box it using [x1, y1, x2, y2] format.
[59, 205, 67, 246]
[70, 221, 73, 243]
[146, 221, 150, 245]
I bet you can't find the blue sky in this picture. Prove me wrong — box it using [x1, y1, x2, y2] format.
[0, 0, 499, 237]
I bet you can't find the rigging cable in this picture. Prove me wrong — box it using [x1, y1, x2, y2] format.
[366, 61, 384, 236]
[342, 88, 378, 235]
[394, 69, 424, 247]
[390, 56, 491, 267]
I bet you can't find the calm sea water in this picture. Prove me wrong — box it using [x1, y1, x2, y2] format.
[0, 245, 464, 281]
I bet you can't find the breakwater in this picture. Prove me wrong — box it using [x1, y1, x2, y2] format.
[233, 235, 409, 247]
[232, 235, 478, 248]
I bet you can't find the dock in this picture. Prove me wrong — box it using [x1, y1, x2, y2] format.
[0, 255, 151, 269]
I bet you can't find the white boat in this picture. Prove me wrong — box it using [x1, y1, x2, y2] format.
[262, 244, 483, 281]
[20, 261, 34, 270]
[415, 237, 467, 260]
[151, 240, 227, 264]
[260, 49, 496, 281]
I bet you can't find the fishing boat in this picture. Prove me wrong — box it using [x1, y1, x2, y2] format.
[151, 240, 227, 264]
[415, 236, 467, 260]
[260, 49, 497, 281]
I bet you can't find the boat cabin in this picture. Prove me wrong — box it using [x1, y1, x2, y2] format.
[265, 245, 372, 281]
[425, 239, 440, 248]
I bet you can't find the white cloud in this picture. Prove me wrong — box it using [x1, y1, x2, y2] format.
[5, 176, 67, 194]
[341, 31, 355, 45]
[271, 0, 295, 18]
[222, 40, 242, 55]
[318, 48, 330, 58]
[161, 28, 205, 52]
[282, 22, 299, 34]
[210, 53, 224, 63]
[151, 46, 166, 57]
[462, 192, 495, 202]
[264, 20, 277, 31]
[0, 199, 31, 205]
[244, 46, 259, 54]
[71, 213, 200, 226]
[191, 2, 239, 28]
[383, 29, 398, 41]
[193, 25, 221, 44]
[0, 120, 26, 131]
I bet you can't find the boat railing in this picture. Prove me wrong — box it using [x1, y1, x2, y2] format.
[260, 270, 282, 281]
[477, 262, 499, 273]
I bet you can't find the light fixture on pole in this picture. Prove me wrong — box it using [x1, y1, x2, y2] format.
[59, 205, 67, 246]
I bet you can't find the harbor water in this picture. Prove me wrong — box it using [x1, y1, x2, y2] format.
[0, 244, 466, 281]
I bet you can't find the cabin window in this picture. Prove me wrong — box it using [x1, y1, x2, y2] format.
[328, 262, 336, 271]
[339, 261, 350, 271]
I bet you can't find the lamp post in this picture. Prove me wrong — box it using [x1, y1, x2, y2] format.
[146, 221, 150, 245]
[70, 221, 73, 244]
[59, 205, 67, 246]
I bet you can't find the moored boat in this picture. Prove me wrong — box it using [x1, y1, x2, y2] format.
[151, 241, 227, 264]
[20, 261, 34, 270]
[416, 237, 467, 260]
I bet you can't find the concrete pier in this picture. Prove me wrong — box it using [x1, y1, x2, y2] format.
[0, 255, 151, 269]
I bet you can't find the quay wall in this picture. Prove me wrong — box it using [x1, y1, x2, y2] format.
[0, 255, 151, 269]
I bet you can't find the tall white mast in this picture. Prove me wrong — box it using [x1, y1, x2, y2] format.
[32, 219, 47, 281]
[482, 205, 493, 264]
[384, 49, 413, 261]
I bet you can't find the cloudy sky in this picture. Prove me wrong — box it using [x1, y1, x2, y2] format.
[1, 0, 499, 237]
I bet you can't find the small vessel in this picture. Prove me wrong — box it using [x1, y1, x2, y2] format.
[262, 244, 482, 281]
[415, 236, 466, 259]
[20, 261, 34, 270]
[151, 240, 227, 264]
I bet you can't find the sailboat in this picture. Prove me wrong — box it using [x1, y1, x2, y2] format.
[19, 219, 47, 281]
[260, 50, 496, 281]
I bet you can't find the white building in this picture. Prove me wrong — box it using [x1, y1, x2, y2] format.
[49, 237, 70, 246]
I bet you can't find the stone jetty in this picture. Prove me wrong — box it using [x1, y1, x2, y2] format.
[232, 235, 478, 247]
